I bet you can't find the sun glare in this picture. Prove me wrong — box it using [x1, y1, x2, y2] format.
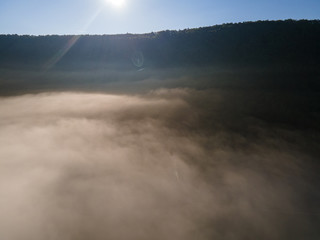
[107, 0, 126, 8]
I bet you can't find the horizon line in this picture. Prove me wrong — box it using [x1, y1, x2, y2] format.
[1, 18, 319, 37]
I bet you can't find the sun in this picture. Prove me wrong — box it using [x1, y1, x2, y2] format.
[107, 0, 126, 8]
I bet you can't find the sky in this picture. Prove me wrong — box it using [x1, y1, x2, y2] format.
[0, 0, 320, 35]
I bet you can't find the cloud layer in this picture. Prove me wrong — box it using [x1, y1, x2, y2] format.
[0, 90, 319, 240]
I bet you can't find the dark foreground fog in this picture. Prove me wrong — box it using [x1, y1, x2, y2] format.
[0, 82, 319, 239]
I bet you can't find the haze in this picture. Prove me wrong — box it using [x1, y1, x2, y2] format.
[0, 4, 319, 240]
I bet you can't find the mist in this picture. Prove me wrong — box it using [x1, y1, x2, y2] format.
[0, 88, 319, 240]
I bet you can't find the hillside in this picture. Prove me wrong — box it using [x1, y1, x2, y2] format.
[0, 20, 320, 70]
[0, 20, 320, 96]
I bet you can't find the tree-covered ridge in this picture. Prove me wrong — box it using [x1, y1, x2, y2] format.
[0, 20, 320, 70]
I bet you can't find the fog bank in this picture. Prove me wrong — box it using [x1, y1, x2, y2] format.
[0, 90, 319, 240]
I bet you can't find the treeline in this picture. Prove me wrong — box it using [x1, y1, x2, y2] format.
[0, 20, 320, 70]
